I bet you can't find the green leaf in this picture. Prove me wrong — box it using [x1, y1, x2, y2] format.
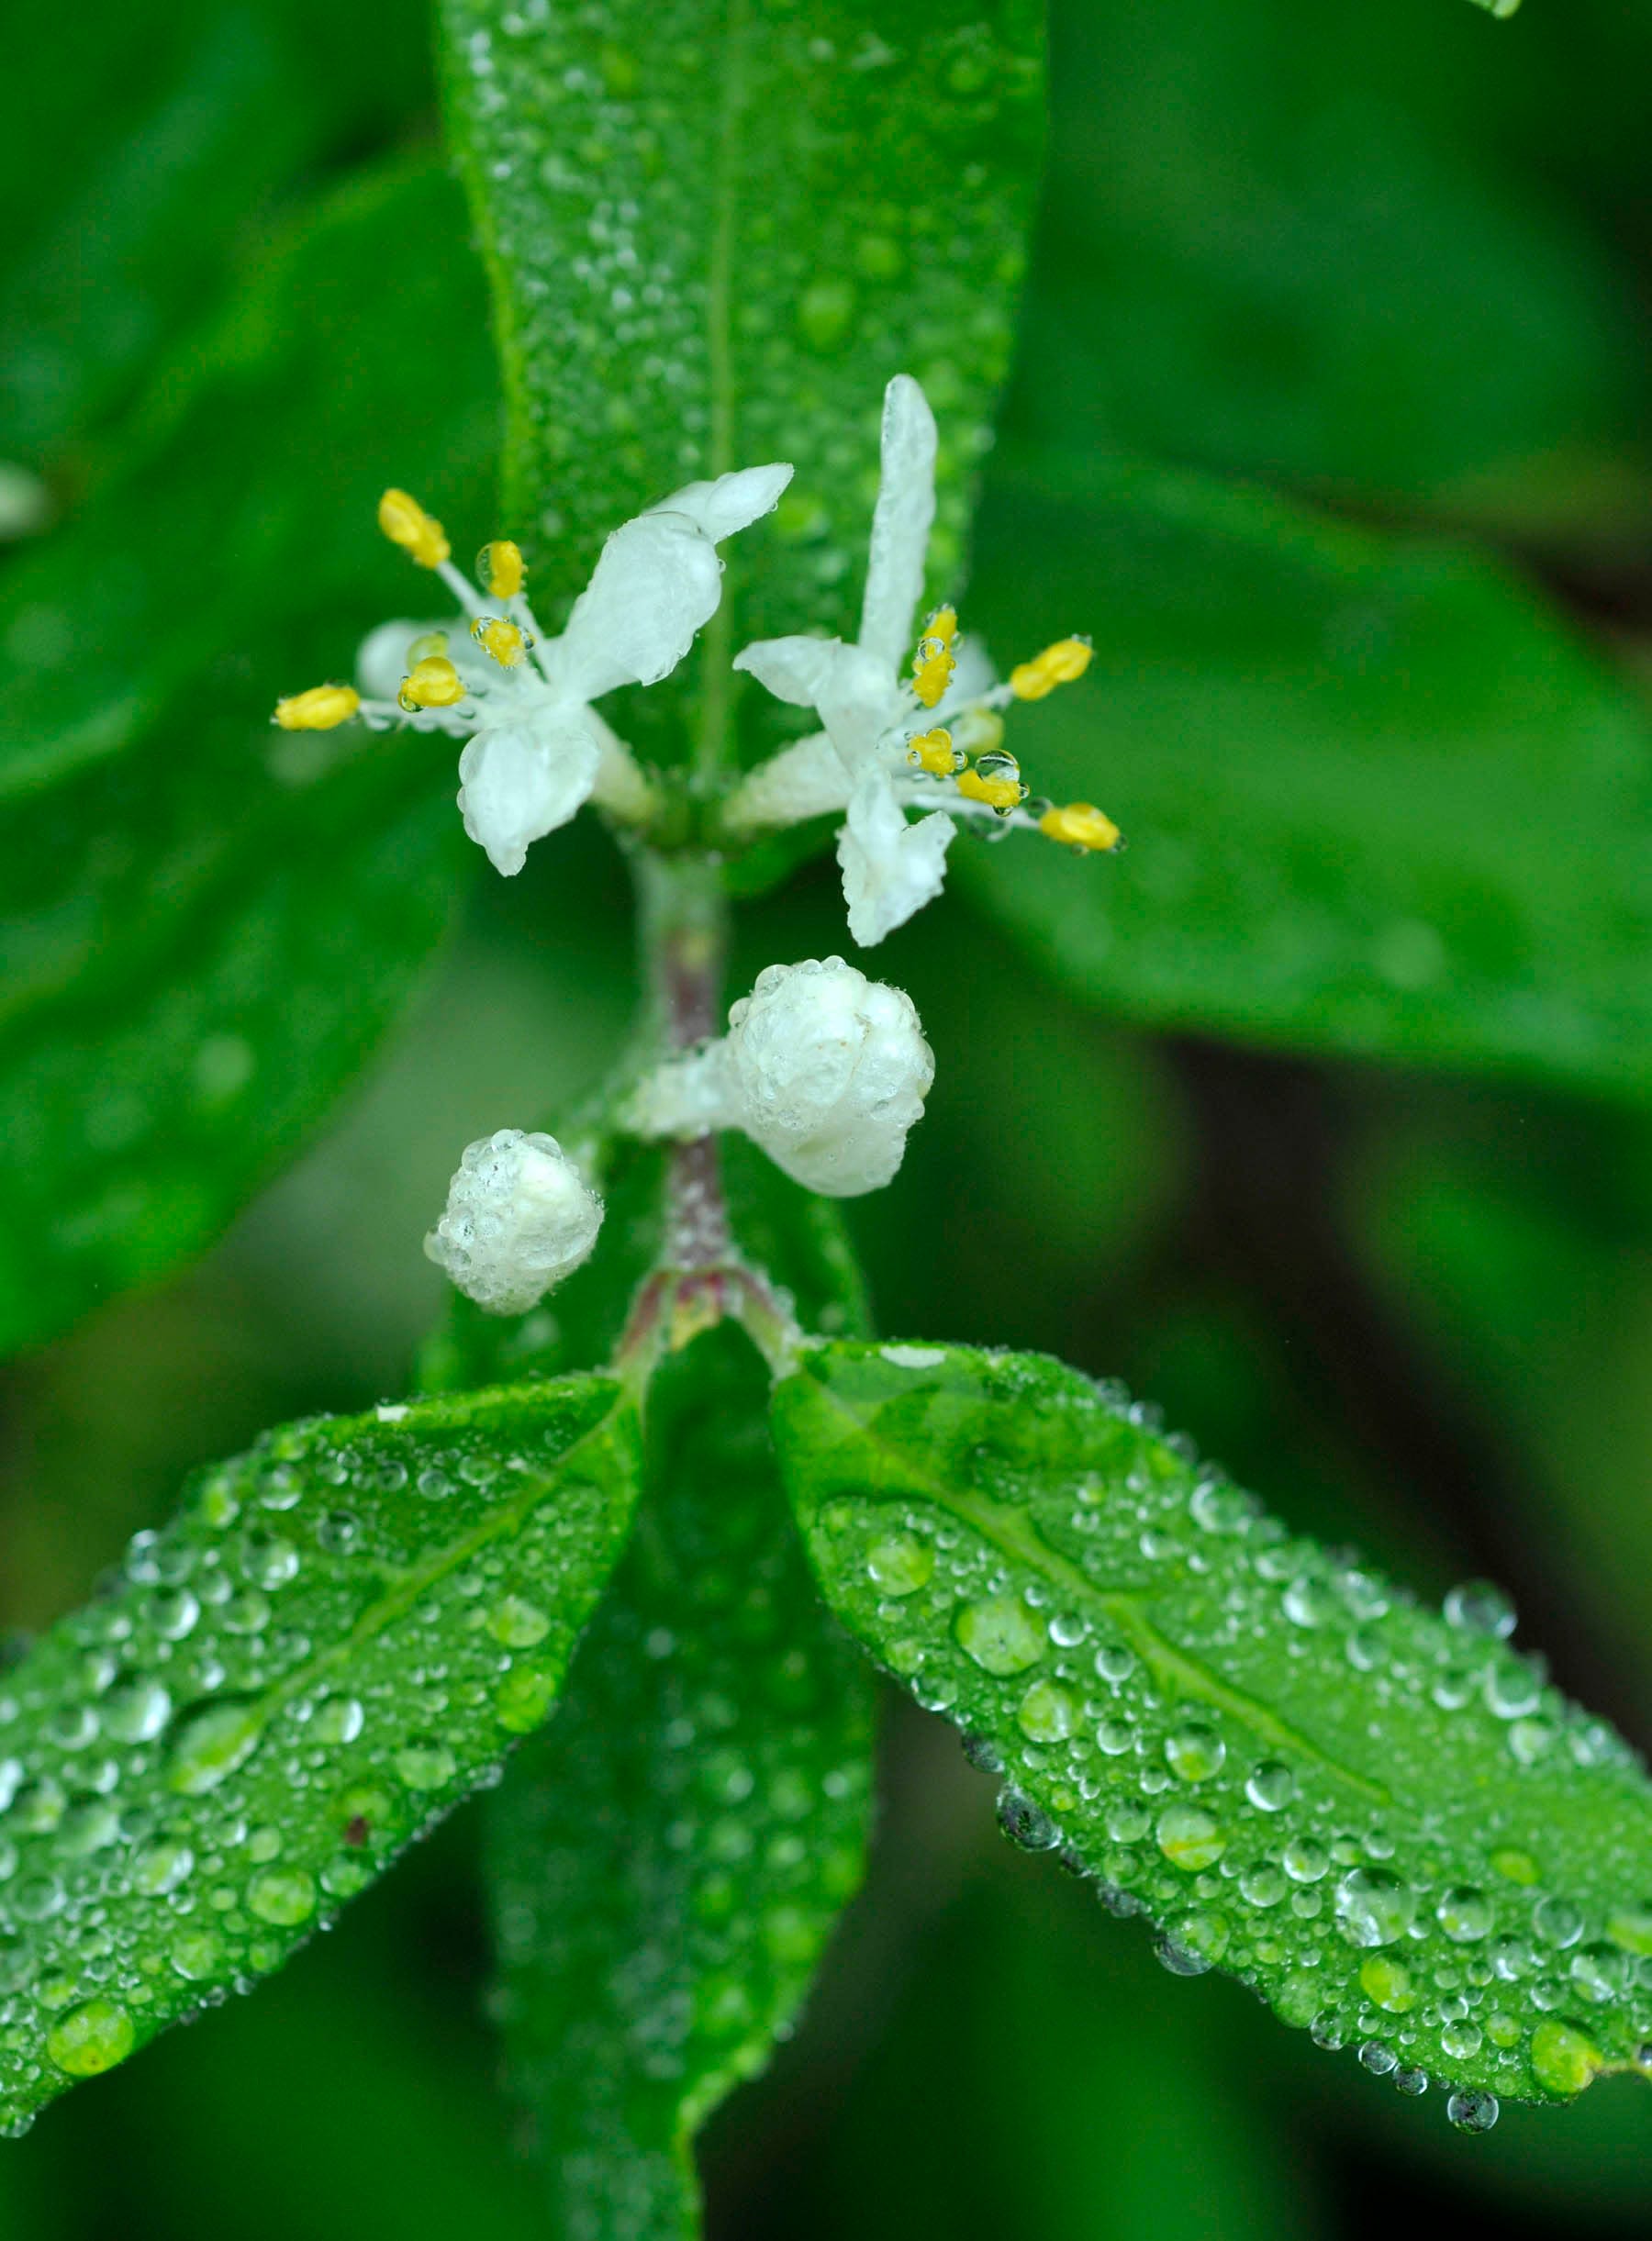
[489, 1330, 875, 2239]
[771, 1340, 1652, 2110]
[0, 155, 500, 1356]
[0, 0, 433, 467]
[961, 460, 1652, 1098]
[1013, 0, 1639, 541]
[0, 1373, 642, 2134]
[436, 0, 1044, 768]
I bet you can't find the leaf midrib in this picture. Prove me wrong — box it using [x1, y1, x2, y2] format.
[797, 1366, 1390, 1807]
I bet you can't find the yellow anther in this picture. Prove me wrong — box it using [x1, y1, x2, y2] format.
[1010, 636, 1093, 702]
[911, 644, 955, 709]
[477, 540, 526, 598]
[1039, 800, 1120, 853]
[472, 615, 528, 668]
[925, 604, 959, 646]
[907, 728, 958, 776]
[956, 764, 1024, 812]
[398, 654, 466, 711]
[272, 684, 360, 731]
[377, 486, 451, 569]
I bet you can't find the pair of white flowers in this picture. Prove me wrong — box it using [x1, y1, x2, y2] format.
[274, 374, 1116, 945]
[274, 374, 1116, 1316]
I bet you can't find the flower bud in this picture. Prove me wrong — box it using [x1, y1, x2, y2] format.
[424, 1130, 602, 1315]
[723, 958, 934, 1196]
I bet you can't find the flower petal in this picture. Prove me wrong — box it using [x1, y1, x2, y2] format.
[653, 462, 793, 541]
[858, 374, 937, 672]
[554, 511, 724, 700]
[456, 719, 600, 875]
[836, 767, 954, 947]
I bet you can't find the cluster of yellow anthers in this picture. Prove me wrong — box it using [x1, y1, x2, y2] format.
[273, 491, 530, 732]
[902, 607, 1121, 854]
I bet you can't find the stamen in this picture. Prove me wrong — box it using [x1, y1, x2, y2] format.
[907, 727, 961, 775]
[377, 487, 451, 570]
[1039, 800, 1120, 853]
[925, 604, 959, 646]
[476, 540, 526, 598]
[398, 654, 466, 711]
[910, 634, 956, 709]
[472, 615, 529, 668]
[955, 751, 1026, 813]
[273, 684, 360, 731]
[1010, 636, 1092, 701]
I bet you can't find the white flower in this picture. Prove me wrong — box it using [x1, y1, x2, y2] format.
[274, 464, 793, 875]
[728, 374, 1117, 944]
[424, 1130, 603, 1315]
[628, 958, 934, 1197]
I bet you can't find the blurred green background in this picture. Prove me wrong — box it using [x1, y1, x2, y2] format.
[2, 0, 1650, 2232]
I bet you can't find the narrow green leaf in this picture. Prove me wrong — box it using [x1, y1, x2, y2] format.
[772, 1340, 1652, 2110]
[490, 1330, 875, 2239]
[0, 1373, 641, 2135]
[0, 156, 498, 1355]
[962, 461, 1652, 1098]
[436, 0, 1044, 766]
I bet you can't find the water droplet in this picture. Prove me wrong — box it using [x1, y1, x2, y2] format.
[1017, 1680, 1077, 1743]
[165, 1698, 264, 1796]
[247, 1867, 317, 1927]
[57, 1799, 119, 1856]
[865, 1534, 932, 1597]
[1245, 1761, 1296, 1812]
[997, 1789, 1060, 1851]
[395, 1739, 456, 1791]
[312, 1696, 365, 1746]
[1435, 1886, 1494, 1944]
[131, 1838, 194, 1896]
[1156, 1803, 1225, 1871]
[1533, 1894, 1584, 1949]
[101, 1678, 172, 1745]
[1569, 1942, 1632, 2003]
[1282, 1835, 1329, 1884]
[486, 1596, 552, 1648]
[955, 1596, 1044, 1675]
[170, 1930, 221, 1980]
[1165, 1723, 1225, 1783]
[46, 2000, 134, 2079]
[1093, 1643, 1136, 1685]
[1334, 1868, 1415, 1948]
[1444, 1580, 1516, 1639]
[1358, 2040, 1399, 2076]
[1446, 2089, 1499, 2133]
[1359, 1956, 1415, 2012]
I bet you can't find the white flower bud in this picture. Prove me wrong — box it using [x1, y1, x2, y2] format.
[424, 1130, 603, 1315]
[722, 958, 934, 1196]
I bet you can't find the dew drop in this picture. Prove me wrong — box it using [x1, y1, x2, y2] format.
[1446, 2089, 1499, 2133]
[955, 1596, 1044, 1676]
[1017, 1679, 1077, 1743]
[486, 1597, 552, 1648]
[1165, 1723, 1226, 1783]
[101, 1678, 173, 1745]
[1435, 1886, 1494, 1944]
[1156, 1803, 1225, 1871]
[395, 1739, 456, 1791]
[46, 1999, 134, 2079]
[247, 1867, 317, 1927]
[165, 1698, 264, 1796]
[1245, 1761, 1296, 1812]
[865, 1533, 933, 1597]
[1334, 1868, 1415, 1948]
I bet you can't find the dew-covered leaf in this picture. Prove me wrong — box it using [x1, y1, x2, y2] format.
[771, 1341, 1652, 2113]
[0, 156, 499, 1356]
[0, 1373, 642, 2134]
[961, 461, 1652, 1098]
[435, 0, 1044, 769]
[489, 1330, 874, 2240]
